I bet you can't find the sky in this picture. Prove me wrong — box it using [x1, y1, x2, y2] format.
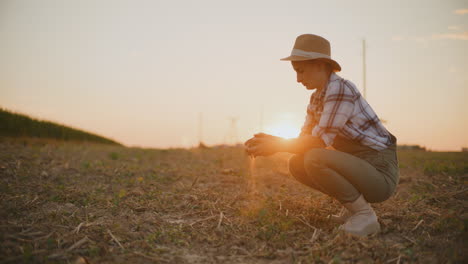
[1, 0, 467, 151]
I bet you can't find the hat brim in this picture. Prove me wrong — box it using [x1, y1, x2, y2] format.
[280, 56, 341, 72]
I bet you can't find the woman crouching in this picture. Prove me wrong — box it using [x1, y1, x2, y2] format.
[244, 34, 399, 236]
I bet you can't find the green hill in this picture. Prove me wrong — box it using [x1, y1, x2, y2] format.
[0, 107, 121, 145]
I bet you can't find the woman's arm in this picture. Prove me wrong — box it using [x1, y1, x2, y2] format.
[281, 134, 326, 154]
[245, 133, 326, 156]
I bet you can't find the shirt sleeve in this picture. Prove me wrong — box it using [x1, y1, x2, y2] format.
[300, 111, 314, 136]
[312, 80, 356, 147]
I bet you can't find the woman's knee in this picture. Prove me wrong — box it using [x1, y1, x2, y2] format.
[303, 148, 328, 173]
[288, 154, 305, 179]
[288, 154, 325, 192]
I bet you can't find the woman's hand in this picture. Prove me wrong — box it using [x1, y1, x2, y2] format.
[244, 133, 285, 157]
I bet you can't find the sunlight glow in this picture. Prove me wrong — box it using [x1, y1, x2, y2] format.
[264, 121, 300, 139]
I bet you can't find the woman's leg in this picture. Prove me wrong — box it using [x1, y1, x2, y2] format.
[289, 148, 392, 203]
[290, 148, 387, 236]
[288, 154, 328, 195]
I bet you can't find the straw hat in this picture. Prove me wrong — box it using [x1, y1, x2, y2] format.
[281, 34, 341, 72]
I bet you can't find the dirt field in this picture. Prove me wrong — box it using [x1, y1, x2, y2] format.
[0, 138, 466, 263]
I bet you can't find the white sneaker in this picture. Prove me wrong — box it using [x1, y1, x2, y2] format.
[338, 194, 380, 236]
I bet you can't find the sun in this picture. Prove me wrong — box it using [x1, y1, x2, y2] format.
[264, 121, 300, 139]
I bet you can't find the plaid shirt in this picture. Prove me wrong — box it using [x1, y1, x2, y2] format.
[301, 73, 393, 151]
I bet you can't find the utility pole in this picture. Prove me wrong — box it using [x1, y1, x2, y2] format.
[362, 39, 387, 124]
[260, 105, 264, 132]
[198, 112, 203, 145]
[226, 117, 239, 145]
[362, 38, 367, 99]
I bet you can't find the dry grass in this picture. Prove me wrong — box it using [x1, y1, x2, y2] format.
[0, 137, 466, 263]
